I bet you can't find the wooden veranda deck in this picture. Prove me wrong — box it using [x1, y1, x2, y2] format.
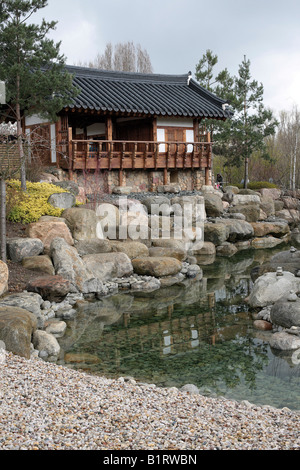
[58, 135, 212, 185]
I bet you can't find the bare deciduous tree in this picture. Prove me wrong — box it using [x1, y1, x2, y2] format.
[79, 41, 153, 74]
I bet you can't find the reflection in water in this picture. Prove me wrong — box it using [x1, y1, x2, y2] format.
[57, 246, 300, 410]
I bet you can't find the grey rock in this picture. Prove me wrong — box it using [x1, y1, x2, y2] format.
[180, 384, 200, 394]
[7, 237, 44, 262]
[248, 271, 300, 308]
[204, 222, 229, 245]
[51, 237, 98, 293]
[0, 292, 44, 328]
[203, 193, 224, 217]
[48, 192, 76, 209]
[83, 252, 133, 282]
[269, 331, 300, 350]
[75, 238, 112, 256]
[33, 330, 60, 359]
[141, 196, 172, 216]
[0, 306, 37, 359]
[62, 207, 98, 241]
[217, 218, 254, 242]
[53, 180, 79, 196]
[270, 298, 300, 328]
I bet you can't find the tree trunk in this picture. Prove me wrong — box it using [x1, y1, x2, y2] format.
[244, 157, 249, 189]
[16, 70, 26, 191]
[292, 133, 298, 191]
[16, 102, 26, 191]
[0, 178, 6, 263]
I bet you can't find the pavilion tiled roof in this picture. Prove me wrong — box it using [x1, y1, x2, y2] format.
[64, 65, 232, 120]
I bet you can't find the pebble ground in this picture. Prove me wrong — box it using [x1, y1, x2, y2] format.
[0, 352, 299, 451]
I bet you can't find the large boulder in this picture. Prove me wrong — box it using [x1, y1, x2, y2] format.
[96, 203, 120, 240]
[0, 261, 8, 297]
[275, 209, 300, 224]
[259, 196, 275, 218]
[149, 246, 187, 261]
[141, 195, 172, 216]
[26, 221, 73, 253]
[251, 237, 284, 249]
[48, 192, 76, 210]
[171, 195, 206, 226]
[22, 255, 55, 276]
[232, 194, 261, 205]
[204, 222, 229, 245]
[74, 238, 112, 256]
[0, 306, 37, 359]
[282, 196, 300, 210]
[6, 237, 44, 262]
[270, 297, 300, 328]
[257, 249, 300, 277]
[258, 188, 282, 200]
[62, 207, 98, 241]
[250, 221, 290, 238]
[83, 252, 133, 282]
[248, 271, 300, 308]
[203, 193, 223, 217]
[190, 241, 216, 256]
[217, 218, 254, 242]
[53, 180, 79, 196]
[110, 240, 149, 259]
[26, 275, 72, 302]
[50, 237, 100, 293]
[132, 257, 182, 277]
[228, 203, 260, 222]
[0, 292, 44, 328]
[269, 332, 300, 351]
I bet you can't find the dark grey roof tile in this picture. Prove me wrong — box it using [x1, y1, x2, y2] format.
[65, 65, 232, 119]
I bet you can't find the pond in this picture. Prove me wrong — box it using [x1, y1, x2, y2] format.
[56, 246, 300, 411]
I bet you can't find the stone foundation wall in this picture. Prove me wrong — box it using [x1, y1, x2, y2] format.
[58, 168, 208, 194]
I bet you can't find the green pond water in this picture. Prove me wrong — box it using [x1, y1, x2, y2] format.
[57, 246, 300, 411]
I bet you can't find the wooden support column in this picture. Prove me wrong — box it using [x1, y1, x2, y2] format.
[152, 117, 157, 142]
[106, 115, 113, 141]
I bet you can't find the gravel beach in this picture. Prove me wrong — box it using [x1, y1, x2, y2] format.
[0, 351, 299, 451]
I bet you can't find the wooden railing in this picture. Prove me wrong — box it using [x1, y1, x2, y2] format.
[59, 139, 212, 173]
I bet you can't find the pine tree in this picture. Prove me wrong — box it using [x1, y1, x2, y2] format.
[195, 52, 278, 187]
[195, 49, 218, 92]
[0, 0, 79, 190]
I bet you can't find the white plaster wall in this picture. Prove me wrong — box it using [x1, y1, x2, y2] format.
[157, 117, 194, 128]
[25, 114, 50, 126]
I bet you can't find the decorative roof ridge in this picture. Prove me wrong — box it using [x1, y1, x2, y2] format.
[64, 65, 189, 84]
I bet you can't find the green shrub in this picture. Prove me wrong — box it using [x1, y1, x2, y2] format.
[234, 181, 278, 190]
[6, 180, 67, 223]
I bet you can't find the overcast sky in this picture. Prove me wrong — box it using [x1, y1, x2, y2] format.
[33, 0, 300, 116]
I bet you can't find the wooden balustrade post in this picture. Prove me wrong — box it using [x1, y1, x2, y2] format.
[108, 141, 112, 170]
[144, 143, 149, 169]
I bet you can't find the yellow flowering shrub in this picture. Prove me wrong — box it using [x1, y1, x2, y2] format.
[6, 180, 67, 224]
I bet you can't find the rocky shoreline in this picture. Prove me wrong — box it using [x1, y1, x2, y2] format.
[1, 183, 300, 449]
[1, 183, 300, 360]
